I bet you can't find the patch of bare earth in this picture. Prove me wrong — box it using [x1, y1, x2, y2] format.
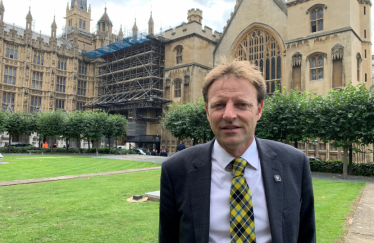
[334, 186, 365, 243]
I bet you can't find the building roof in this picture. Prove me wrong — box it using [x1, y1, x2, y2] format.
[4, 22, 72, 49]
[83, 33, 154, 59]
[98, 7, 113, 26]
[71, 0, 87, 12]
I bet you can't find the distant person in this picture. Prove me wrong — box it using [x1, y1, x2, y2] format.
[151, 149, 157, 156]
[160, 150, 168, 157]
[176, 141, 185, 152]
[43, 142, 48, 149]
[63, 145, 66, 148]
[146, 149, 151, 155]
[53, 143, 57, 148]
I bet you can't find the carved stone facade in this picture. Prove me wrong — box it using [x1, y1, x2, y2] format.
[213, 0, 373, 162]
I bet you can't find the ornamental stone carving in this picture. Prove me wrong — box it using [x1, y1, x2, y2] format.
[332, 43, 344, 60]
[165, 78, 171, 88]
[292, 52, 302, 67]
[184, 74, 190, 85]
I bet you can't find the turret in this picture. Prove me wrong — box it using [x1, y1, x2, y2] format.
[148, 11, 154, 36]
[0, 0, 5, 22]
[187, 8, 203, 23]
[51, 15, 57, 38]
[132, 18, 138, 36]
[118, 25, 123, 40]
[26, 7, 32, 30]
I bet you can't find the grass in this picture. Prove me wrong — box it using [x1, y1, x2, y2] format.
[0, 155, 160, 181]
[313, 179, 364, 243]
[0, 155, 365, 242]
[0, 170, 161, 243]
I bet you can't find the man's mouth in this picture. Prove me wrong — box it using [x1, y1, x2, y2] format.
[221, 125, 240, 130]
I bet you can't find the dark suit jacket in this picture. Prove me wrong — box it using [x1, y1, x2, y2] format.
[159, 137, 316, 243]
[177, 143, 186, 151]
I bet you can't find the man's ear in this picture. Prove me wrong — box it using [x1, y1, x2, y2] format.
[205, 102, 210, 120]
[257, 101, 264, 121]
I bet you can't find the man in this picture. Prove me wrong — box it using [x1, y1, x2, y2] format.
[159, 59, 316, 243]
[151, 149, 157, 156]
[146, 149, 151, 155]
[160, 149, 168, 157]
[176, 141, 186, 152]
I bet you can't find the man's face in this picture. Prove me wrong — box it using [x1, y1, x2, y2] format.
[205, 77, 264, 155]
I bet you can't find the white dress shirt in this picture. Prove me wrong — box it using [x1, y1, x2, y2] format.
[209, 139, 272, 243]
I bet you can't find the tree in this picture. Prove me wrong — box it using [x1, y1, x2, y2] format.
[112, 114, 128, 154]
[36, 110, 66, 153]
[102, 114, 116, 154]
[83, 111, 108, 156]
[163, 99, 214, 145]
[313, 84, 372, 179]
[64, 111, 86, 155]
[4, 112, 36, 153]
[256, 88, 313, 147]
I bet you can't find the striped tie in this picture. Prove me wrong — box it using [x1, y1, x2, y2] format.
[230, 157, 256, 243]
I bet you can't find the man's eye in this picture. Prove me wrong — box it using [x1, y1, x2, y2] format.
[238, 103, 247, 107]
[214, 104, 222, 107]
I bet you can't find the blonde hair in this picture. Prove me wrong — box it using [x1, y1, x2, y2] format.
[202, 58, 266, 104]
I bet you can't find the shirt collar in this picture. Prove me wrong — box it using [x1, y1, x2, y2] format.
[213, 139, 259, 171]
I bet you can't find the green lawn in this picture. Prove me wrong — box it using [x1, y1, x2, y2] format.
[0, 155, 160, 181]
[313, 179, 364, 243]
[0, 170, 161, 243]
[0, 157, 365, 242]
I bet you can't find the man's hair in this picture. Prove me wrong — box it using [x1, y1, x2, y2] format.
[202, 58, 266, 104]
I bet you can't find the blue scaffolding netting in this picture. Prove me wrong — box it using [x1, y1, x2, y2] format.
[83, 33, 155, 59]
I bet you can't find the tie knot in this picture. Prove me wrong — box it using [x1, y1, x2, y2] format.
[232, 157, 247, 177]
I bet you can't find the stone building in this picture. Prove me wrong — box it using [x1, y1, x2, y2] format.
[212, 0, 373, 162]
[0, 0, 372, 161]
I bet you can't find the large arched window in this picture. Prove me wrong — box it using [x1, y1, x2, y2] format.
[307, 4, 326, 33]
[233, 28, 282, 94]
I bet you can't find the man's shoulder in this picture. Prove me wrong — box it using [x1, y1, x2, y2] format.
[256, 137, 307, 158]
[163, 141, 212, 169]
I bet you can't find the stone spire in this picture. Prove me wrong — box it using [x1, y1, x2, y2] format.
[118, 25, 123, 40]
[26, 7, 32, 31]
[51, 15, 57, 38]
[132, 18, 138, 36]
[0, 0, 5, 22]
[71, 0, 88, 11]
[148, 10, 154, 36]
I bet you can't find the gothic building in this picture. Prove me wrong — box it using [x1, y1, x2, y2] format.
[0, 0, 372, 162]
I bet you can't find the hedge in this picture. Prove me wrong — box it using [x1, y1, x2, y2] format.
[309, 159, 374, 177]
[0, 147, 137, 155]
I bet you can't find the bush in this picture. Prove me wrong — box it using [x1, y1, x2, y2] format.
[309, 159, 374, 177]
[0, 146, 137, 155]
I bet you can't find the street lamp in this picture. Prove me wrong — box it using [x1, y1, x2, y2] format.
[312, 139, 318, 158]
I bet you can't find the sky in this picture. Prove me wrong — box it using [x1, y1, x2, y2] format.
[2, 0, 374, 53]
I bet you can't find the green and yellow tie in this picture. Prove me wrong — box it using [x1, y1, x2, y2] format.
[230, 157, 256, 243]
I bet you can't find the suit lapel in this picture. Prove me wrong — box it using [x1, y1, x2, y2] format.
[188, 141, 214, 243]
[256, 137, 283, 243]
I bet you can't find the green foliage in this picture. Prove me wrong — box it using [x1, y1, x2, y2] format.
[309, 159, 374, 177]
[36, 110, 66, 138]
[163, 98, 214, 144]
[256, 88, 313, 143]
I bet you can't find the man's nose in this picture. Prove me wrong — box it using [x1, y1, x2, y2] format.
[222, 102, 237, 121]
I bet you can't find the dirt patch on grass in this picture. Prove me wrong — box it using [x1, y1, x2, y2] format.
[0, 162, 9, 165]
[334, 185, 366, 243]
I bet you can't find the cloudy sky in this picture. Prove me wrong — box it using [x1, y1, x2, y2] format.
[2, 0, 374, 53]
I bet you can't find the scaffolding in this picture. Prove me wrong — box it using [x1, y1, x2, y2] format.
[84, 34, 168, 126]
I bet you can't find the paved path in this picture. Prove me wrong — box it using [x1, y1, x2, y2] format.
[345, 183, 374, 243]
[0, 167, 161, 187]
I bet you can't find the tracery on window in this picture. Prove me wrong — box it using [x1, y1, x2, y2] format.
[33, 52, 44, 65]
[310, 55, 324, 80]
[233, 28, 282, 94]
[174, 79, 182, 98]
[175, 45, 183, 65]
[311, 7, 324, 32]
[6, 45, 18, 60]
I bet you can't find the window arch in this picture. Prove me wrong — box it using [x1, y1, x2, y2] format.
[174, 45, 183, 65]
[174, 79, 182, 98]
[356, 53, 362, 82]
[307, 4, 326, 33]
[308, 52, 326, 81]
[232, 28, 282, 94]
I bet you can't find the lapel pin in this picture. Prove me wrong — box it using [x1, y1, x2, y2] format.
[274, 175, 281, 182]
